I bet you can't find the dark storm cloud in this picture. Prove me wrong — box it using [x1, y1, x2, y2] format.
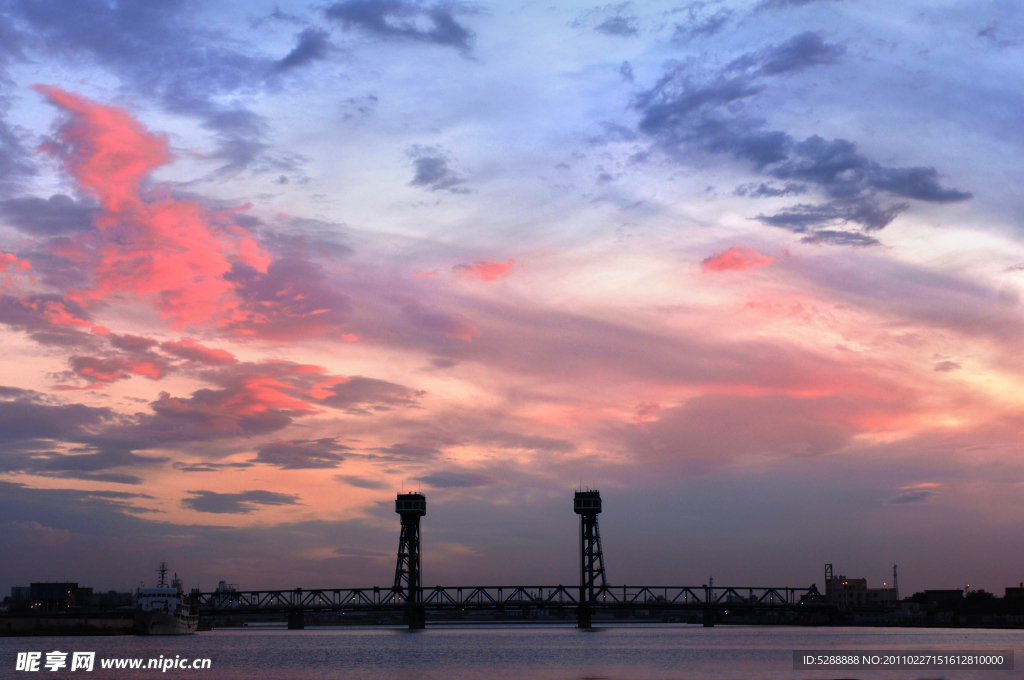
[275, 28, 332, 71]
[633, 32, 970, 244]
[319, 377, 426, 415]
[325, 0, 474, 53]
[0, 194, 97, 235]
[416, 469, 496, 488]
[181, 489, 301, 514]
[251, 438, 350, 469]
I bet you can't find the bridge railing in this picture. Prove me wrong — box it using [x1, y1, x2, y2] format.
[194, 584, 827, 611]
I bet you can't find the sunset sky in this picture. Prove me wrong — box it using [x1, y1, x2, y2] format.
[2, 0, 1023, 597]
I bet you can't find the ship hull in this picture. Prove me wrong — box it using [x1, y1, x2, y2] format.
[134, 611, 198, 635]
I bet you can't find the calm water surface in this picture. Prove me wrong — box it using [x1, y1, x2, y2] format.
[2, 624, 1022, 680]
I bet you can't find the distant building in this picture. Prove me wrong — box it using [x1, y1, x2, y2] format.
[915, 589, 965, 610]
[87, 590, 134, 609]
[825, 573, 897, 607]
[30, 582, 92, 611]
[2, 587, 33, 612]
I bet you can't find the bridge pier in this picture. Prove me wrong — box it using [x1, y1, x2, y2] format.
[576, 604, 592, 629]
[287, 610, 305, 629]
[702, 607, 715, 627]
[407, 605, 426, 629]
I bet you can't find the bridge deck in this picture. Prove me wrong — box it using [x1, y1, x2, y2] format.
[194, 585, 835, 614]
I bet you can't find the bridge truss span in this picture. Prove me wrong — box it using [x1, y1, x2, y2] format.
[193, 583, 829, 615]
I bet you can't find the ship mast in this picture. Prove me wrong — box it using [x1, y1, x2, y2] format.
[157, 562, 168, 587]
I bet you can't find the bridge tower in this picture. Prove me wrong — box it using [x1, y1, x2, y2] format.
[573, 489, 606, 629]
[394, 492, 427, 629]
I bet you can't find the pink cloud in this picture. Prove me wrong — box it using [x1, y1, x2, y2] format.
[0, 251, 31, 273]
[109, 361, 424, 444]
[70, 355, 168, 382]
[32, 298, 93, 329]
[0, 251, 33, 290]
[701, 246, 773, 272]
[161, 338, 237, 365]
[35, 86, 271, 328]
[28, 89, 367, 344]
[453, 258, 515, 281]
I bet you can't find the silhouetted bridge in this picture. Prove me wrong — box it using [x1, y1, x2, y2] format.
[194, 584, 831, 625]
[192, 491, 835, 628]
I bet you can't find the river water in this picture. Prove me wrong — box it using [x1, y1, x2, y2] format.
[2, 624, 1021, 679]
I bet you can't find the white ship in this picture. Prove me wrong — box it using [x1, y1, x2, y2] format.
[134, 562, 198, 635]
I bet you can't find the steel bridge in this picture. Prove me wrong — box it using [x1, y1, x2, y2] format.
[195, 584, 828, 613]
[192, 490, 837, 628]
